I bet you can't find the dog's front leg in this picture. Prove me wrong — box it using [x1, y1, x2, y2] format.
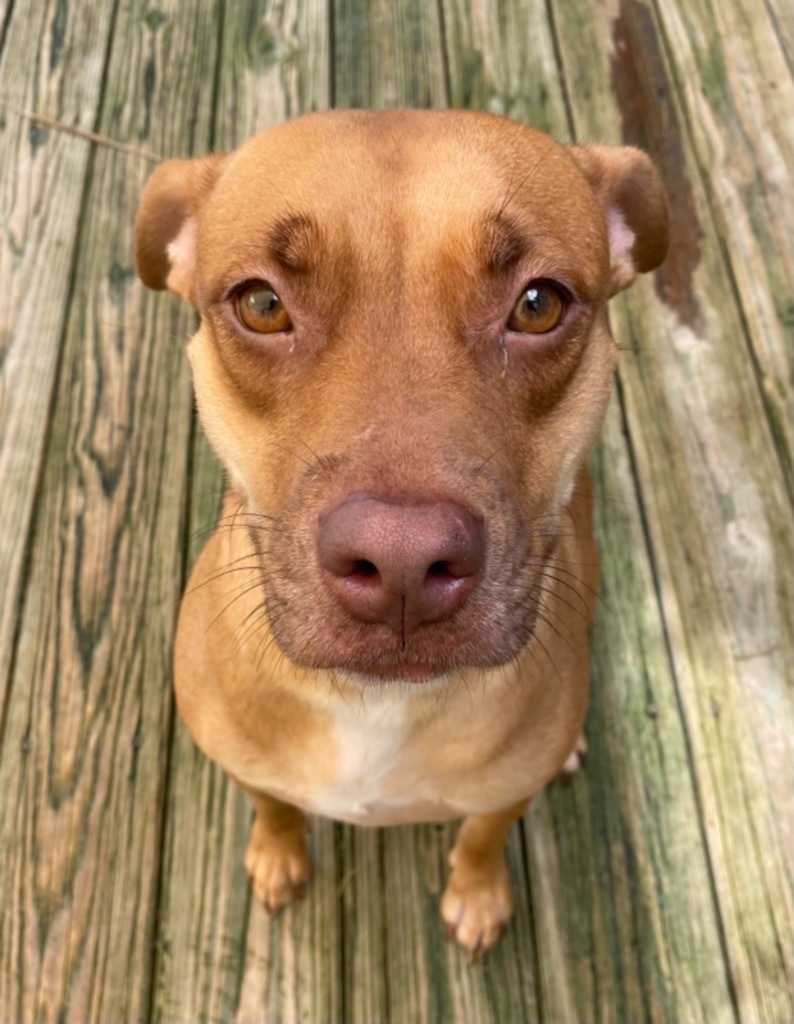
[441, 800, 529, 961]
[236, 783, 312, 915]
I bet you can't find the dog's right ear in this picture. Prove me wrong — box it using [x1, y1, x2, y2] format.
[135, 154, 227, 307]
[570, 144, 669, 297]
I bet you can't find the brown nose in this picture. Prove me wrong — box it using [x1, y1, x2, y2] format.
[317, 496, 485, 637]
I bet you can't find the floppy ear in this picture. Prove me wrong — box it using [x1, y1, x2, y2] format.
[135, 154, 227, 306]
[571, 143, 669, 296]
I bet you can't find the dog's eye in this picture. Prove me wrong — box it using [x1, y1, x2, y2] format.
[508, 282, 566, 334]
[236, 283, 291, 334]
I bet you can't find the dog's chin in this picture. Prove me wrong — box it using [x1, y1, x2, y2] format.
[340, 665, 455, 688]
[341, 660, 454, 686]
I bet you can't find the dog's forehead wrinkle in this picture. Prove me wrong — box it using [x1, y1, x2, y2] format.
[479, 210, 529, 274]
[266, 211, 322, 271]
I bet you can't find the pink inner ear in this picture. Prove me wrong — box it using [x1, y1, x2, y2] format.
[165, 215, 199, 303]
[606, 206, 637, 291]
[607, 206, 636, 268]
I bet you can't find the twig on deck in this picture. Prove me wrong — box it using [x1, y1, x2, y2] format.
[0, 100, 161, 163]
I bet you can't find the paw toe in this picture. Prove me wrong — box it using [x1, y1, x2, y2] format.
[440, 867, 513, 960]
[245, 835, 312, 914]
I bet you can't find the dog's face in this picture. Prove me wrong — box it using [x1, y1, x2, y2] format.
[137, 110, 667, 682]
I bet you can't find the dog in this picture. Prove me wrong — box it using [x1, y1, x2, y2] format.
[135, 109, 668, 960]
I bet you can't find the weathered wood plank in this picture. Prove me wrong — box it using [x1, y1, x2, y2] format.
[339, 826, 389, 1022]
[150, 2, 335, 1021]
[0, 2, 14, 53]
[213, 0, 331, 135]
[765, 0, 794, 67]
[153, 736, 252, 1023]
[0, 1, 221, 1019]
[650, 0, 794, 494]
[440, 2, 737, 1021]
[441, 0, 569, 133]
[554, 1, 794, 1019]
[0, 0, 116, 706]
[333, 0, 447, 109]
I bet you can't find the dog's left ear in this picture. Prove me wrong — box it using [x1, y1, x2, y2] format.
[135, 154, 227, 307]
[571, 144, 669, 296]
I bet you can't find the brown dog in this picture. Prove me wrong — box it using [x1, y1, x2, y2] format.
[135, 110, 668, 959]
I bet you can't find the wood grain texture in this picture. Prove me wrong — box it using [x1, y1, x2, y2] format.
[765, 0, 794, 67]
[0, 0, 219, 1019]
[0, 0, 115, 703]
[0, 1, 13, 51]
[214, 0, 331, 140]
[333, 0, 447, 108]
[441, 0, 569, 134]
[649, 0, 794, 494]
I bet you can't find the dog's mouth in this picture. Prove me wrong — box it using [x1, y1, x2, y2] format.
[269, 590, 543, 685]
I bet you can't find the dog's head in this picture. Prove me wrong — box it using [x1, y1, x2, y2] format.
[136, 110, 667, 683]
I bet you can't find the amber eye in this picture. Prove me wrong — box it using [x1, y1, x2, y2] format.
[236, 283, 291, 334]
[507, 281, 566, 334]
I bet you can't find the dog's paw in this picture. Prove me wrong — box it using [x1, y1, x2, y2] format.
[244, 823, 312, 915]
[558, 732, 588, 786]
[440, 858, 513, 962]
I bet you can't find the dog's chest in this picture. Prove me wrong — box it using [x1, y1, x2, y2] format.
[304, 691, 457, 826]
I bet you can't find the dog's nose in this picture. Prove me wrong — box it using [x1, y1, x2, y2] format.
[317, 497, 484, 636]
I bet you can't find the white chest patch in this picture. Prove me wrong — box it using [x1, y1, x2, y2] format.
[305, 688, 450, 825]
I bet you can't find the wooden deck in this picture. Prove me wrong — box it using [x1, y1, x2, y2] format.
[1, 0, 792, 1020]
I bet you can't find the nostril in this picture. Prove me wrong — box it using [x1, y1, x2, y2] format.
[350, 559, 379, 581]
[426, 560, 456, 582]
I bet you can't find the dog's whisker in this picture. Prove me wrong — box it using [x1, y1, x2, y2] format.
[523, 622, 559, 680]
[530, 570, 591, 618]
[531, 597, 578, 652]
[472, 448, 502, 477]
[527, 559, 604, 608]
[232, 607, 271, 649]
[266, 438, 318, 472]
[204, 579, 271, 635]
[188, 561, 265, 595]
[255, 628, 290, 675]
